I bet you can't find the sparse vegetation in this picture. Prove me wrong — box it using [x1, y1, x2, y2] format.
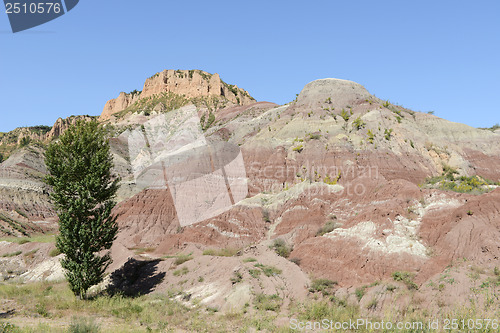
[49, 248, 61, 257]
[392, 271, 418, 290]
[0, 277, 498, 332]
[307, 133, 321, 140]
[386, 284, 397, 292]
[0, 213, 29, 236]
[248, 269, 262, 279]
[254, 293, 281, 312]
[367, 130, 375, 144]
[254, 263, 282, 277]
[384, 128, 393, 140]
[128, 89, 142, 98]
[340, 109, 350, 122]
[243, 257, 257, 263]
[14, 208, 28, 219]
[19, 136, 31, 148]
[0, 234, 56, 244]
[309, 279, 338, 296]
[173, 266, 189, 276]
[352, 116, 366, 130]
[230, 271, 243, 284]
[422, 165, 499, 194]
[173, 253, 192, 266]
[271, 238, 292, 258]
[292, 145, 303, 153]
[1, 250, 22, 257]
[262, 209, 271, 222]
[355, 286, 366, 301]
[480, 123, 500, 131]
[316, 220, 338, 236]
[68, 316, 100, 333]
[366, 298, 378, 310]
[202, 248, 239, 257]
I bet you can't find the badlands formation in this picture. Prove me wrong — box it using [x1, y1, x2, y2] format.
[1, 70, 500, 317]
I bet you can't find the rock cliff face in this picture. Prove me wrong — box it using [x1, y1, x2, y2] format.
[100, 69, 255, 120]
[46, 116, 95, 140]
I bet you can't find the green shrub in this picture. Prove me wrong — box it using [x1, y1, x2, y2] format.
[386, 284, 397, 292]
[309, 279, 338, 296]
[0, 322, 20, 333]
[292, 145, 303, 153]
[384, 128, 393, 140]
[340, 109, 350, 122]
[422, 166, 495, 194]
[230, 271, 243, 284]
[35, 302, 49, 317]
[367, 130, 375, 144]
[243, 257, 257, 263]
[248, 269, 262, 279]
[173, 267, 189, 276]
[254, 263, 282, 277]
[271, 238, 292, 258]
[254, 293, 281, 312]
[353, 117, 366, 130]
[49, 248, 61, 257]
[366, 298, 378, 310]
[392, 271, 418, 290]
[355, 287, 366, 301]
[316, 221, 338, 236]
[308, 133, 321, 140]
[174, 254, 192, 266]
[19, 137, 31, 147]
[262, 209, 271, 222]
[68, 317, 100, 333]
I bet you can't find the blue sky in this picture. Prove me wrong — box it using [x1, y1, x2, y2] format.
[1, 1, 499, 132]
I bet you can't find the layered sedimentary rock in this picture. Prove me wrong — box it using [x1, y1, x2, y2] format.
[100, 69, 255, 120]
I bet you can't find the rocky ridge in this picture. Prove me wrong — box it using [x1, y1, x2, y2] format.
[100, 69, 255, 120]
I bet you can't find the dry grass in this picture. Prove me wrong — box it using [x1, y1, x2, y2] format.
[0, 233, 56, 244]
[1, 279, 500, 332]
[202, 247, 240, 257]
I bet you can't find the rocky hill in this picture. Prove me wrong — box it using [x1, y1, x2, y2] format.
[1, 72, 499, 319]
[100, 69, 255, 121]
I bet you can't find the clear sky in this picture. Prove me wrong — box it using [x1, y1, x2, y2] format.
[1, 1, 499, 132]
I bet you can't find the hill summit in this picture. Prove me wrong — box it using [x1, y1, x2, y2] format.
[100, 69, 255, 120]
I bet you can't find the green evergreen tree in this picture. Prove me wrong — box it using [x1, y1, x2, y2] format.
[44, 120, 119, 298]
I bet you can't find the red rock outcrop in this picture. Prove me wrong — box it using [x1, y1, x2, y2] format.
[100, 70, 255, 120]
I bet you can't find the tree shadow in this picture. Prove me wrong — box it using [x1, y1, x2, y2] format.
[107, 258, 166, 297]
